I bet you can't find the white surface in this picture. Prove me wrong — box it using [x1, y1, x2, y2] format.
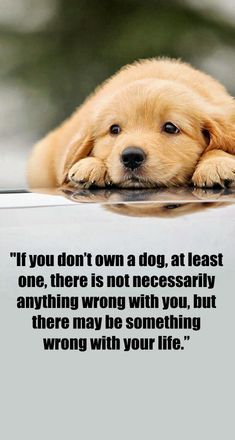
[0, 199, 234, 440]
[0, 192, 76, 208]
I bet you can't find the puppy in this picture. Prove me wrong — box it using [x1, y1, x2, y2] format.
[28, 58, 235, 189]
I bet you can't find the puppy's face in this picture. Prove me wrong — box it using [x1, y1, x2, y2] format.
[90, 79, 209, 187]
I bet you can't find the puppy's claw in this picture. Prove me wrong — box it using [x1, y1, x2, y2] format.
[83, 181, 92, 189]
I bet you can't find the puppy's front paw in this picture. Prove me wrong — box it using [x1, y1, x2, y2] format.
[192, 155, 235, 188]
[68, 157, 112, 188]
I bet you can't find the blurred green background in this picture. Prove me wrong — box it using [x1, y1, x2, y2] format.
[0, 0, 235, 188]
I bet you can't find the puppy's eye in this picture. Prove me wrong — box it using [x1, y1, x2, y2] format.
[110, 124, 121, 135]
[162, 122, 180, 134]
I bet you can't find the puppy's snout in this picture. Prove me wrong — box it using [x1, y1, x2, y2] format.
[121, 147, 146, 170]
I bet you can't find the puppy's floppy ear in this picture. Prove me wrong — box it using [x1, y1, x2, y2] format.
[203, 107, 235, 154]
[60, 130, 94, 185]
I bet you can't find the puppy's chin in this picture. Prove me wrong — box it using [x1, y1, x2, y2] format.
[111, 170, 160, 188]
[110, 166, 173, 188]
[118, 177, 156, 188]
[110, 165, 192, 188]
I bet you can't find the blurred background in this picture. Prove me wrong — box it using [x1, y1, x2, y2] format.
[0, 0, 235, 189]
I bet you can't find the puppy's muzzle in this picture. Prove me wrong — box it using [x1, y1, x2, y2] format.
[121, 147, 146, 170]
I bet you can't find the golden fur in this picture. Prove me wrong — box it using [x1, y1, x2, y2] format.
[28, 58, 235, 189]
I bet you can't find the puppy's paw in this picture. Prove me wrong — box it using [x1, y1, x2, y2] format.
[192, 155, 235, 188]
[68, 157, 112, 188]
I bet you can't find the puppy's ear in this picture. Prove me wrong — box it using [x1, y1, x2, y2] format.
[60, 130, 94, 185]
[203, 109, 235, 154]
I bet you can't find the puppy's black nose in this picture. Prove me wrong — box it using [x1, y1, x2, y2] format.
[121, 147, 146, 170]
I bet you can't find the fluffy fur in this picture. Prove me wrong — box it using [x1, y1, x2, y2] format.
[28, 58, 235, 189]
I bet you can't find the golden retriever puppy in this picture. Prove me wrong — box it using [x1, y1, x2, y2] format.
[28, 58, 235, 189]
